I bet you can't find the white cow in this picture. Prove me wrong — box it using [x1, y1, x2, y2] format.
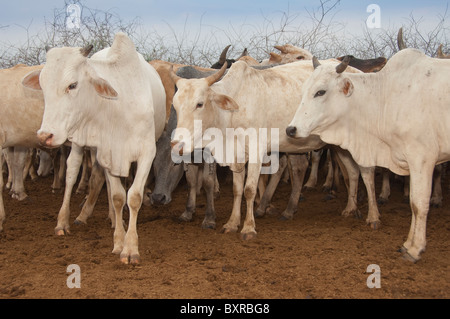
[170, 59, 383, 239]
[0, 64, 45, 231]
[287, 49, 450, 262]
[22, 33, 166, 264]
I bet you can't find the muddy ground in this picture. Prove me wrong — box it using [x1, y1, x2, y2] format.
[0, 163, 449, 300]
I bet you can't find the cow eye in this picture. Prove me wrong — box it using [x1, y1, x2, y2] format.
[296, 56, 305, 60]
[196, 102, 204, 108]
[314, 90, 326, 98]
[68, 82, 78, 90]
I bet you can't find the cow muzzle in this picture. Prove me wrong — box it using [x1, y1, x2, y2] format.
[37, 131, 55, 147]
[285, 126, 298, 138]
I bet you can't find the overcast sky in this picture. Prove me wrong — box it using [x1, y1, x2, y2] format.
[1, 0, 448, 45]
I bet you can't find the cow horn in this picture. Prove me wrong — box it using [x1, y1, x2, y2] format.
[312, 56, 321, 69]
[436, 44, 449, 59]
[80, 44, 94, 57]
[219, 45, 231, 65]
[237, 48, 249, 59]
[169, 65, 183, 85]
[397, 27, 406, 51]
[336, 56, 350, 74]
[274, 45, 288, 54]
[437, 44, 444, 58]
[206, 61, 228, 86]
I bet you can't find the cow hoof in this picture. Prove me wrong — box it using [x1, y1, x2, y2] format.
[120, 254, 140, 265]
[73, 219, 86, 226]
[377, 197, 389, 205]
[279, 212, 294, 221]
[112, 246, 123, 255]
[178, 214, 193, 223]
[397, 246, 407, 254]
[303, 186, 315, 192]
[13, 193, 29, 201]
[201, 221, 216, 230]
[55, 228, 69, 236]
[401, 252, 419, 263]
[240, 231, 257, 241]
[221, 225, 238, 234]
[341, 209, 355, 218]
[254, 208, 266, 218]
[368, 220, 381, 230]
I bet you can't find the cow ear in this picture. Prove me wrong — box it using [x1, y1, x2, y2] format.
[210, 93, 239, 111]
[22, 70, 42, 90]
[341, 78, 354, 97]
[90, 77, 118, 100]
[269, 52, 282, 63]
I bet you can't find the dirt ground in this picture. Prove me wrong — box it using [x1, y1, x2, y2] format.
[0, 163, 449, 300]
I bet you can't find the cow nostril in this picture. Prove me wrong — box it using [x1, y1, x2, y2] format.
[286, 126, 297, 137]
[38, 132, 54, 146]
[151, 193, 166, 205]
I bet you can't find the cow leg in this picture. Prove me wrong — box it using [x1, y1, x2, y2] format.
[4, 148, 13, 189]
[240, 162, 263, 240]
[104, 170, 116, 227]
[11, 147, 29, 201]
[179, 164, 199, 222]
[55, 144, 84, 235]
[196, 165, 203, 196]
[76, 149, 90, 194]
[0, 151, 5, 232]
[280, 154, 308, 220]
[430, 164, 443, 208]
[304, 149, 322, 190]
[214, 169, 220, 199]
[401, 162, 434, 262]
[403, 176, 410, 203]
[255, 174, 268, 206]
[360, 166, 381, 229]
[378, 169, 391, 205]
[322, 149, 334, 192]
[201, 162, 217, 229]
[334, 148, 361, 218]
[74, 161, 106, 225]
[108, 172, 126, 257]
[254, 154, 288, 217]
[51, 147, 65, 192]
[119, 152, 153, 265]
[24, 148, 37, 182]
[221, 168, 245, 234]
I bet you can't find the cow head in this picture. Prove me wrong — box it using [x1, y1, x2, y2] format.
[286, 56, 353, 138]
[22, 44, 118, 148]
[170, 62, 238, 154]
[273, 44, 314, 62]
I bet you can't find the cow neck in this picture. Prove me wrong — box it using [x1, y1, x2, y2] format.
[319, 71, 391, 170]
[210, 82, 236, 130]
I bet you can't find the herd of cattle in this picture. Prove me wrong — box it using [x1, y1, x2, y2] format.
[1, 28, 448, 265]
